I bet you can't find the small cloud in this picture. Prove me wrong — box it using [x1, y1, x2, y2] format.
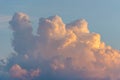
[9, 64, 27, 79]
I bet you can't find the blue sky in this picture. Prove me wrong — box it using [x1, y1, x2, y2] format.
[0, 0, 120, 57]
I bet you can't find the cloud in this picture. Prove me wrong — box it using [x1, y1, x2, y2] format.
[9, 64, 40, 80]
[9, 12, 35, 55]
[10, 64, 27, 79]
[1, 12, 120, 80]
[0, 15, 11, 29]
[0, 15, 11, 23]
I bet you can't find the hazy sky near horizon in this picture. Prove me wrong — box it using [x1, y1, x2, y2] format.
[1, 0, 120, 57]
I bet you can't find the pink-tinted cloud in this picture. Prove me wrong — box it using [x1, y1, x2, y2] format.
[9, 64, 27, 79]
[1, 12, 120, 80]
[9, 64, 40, 80]
[29, 68, 40, 78]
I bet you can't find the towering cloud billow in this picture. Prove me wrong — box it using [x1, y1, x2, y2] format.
[9, 13, 35, 55]
[1, 12, 120, 80]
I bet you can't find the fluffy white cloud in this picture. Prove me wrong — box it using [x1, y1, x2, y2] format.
[1, 12, 120, 80]
[38, 15, 66, 40]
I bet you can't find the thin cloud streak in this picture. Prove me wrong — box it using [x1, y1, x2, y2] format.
[0, 15, 11, 23]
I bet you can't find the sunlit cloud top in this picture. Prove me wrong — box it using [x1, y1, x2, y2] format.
[0, 12, 120, 80]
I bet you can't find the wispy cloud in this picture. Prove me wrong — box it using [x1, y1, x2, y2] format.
[0, 15, 11, 29]
[0, 15, 11, 23]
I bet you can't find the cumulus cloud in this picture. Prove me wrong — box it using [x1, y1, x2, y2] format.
[9, 12, 35, 55]
[10, 64, 27, 79]
[0, 12, 120, 80]
[9, 64, 40, 80]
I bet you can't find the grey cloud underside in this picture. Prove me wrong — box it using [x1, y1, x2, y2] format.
[0, 12, 120, 80]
